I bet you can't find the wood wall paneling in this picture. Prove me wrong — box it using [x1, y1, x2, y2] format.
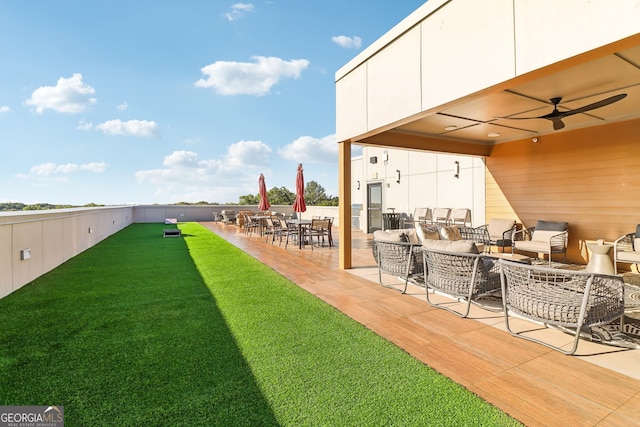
[485, 118, 640, 265]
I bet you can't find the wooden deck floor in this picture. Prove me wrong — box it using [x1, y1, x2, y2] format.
[201, 221, 640, 427]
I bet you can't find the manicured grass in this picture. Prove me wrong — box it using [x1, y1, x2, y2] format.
[0, 223, 520, 426]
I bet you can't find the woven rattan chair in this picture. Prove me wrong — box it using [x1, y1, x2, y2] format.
[512, 220, 568, 265]
[458, 225, 490, 253]
[481, 218, 517, 253]
[421, 247, 501, 317]
[613, 225, 640, 274]
[499, 260, 624, 355]
[372, 240, 424, 293]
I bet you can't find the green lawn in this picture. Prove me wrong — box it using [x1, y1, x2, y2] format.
[0, 223, 520, 426]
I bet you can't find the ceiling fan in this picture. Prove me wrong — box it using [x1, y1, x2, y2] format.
[502, 93, 627, 130]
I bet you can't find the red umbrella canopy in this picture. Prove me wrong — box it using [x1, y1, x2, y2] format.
[258, 173, 270, 211]
[292, 163, 306, 214]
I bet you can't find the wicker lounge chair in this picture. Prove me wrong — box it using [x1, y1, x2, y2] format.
[372, 230, 424, 293]
[613, 225, 640, 274]
[421, 243, 501, 317]
[512, 220, 568, 265]
[481, 218, 517, 253]
[499, 260, 624, 355]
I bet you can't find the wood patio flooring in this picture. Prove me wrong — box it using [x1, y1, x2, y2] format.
[201, 221, 640, 427]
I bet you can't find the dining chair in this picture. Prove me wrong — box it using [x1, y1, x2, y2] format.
[309, 219, 331, 250]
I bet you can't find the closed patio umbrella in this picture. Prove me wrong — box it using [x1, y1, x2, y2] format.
[292, 163, 306, 215]
[258, 173, 270, 211]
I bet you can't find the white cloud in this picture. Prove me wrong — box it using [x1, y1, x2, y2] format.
[117, 101, 128, 111]
[81, 162, 109, 173]
[20, 161, 108, 182]
[225, 140, 272, 167]
[194, 56, 309, 96]
[0, 106, 11, 113]
[279, 134, 337, 164]
[95, 119, 158, 137]
[135, 141, 272, 202]
[331, 35, 362, 49]
[24, 73, 96, 114]
[77, 119, 93, 131]
[226, 3, 255, 21]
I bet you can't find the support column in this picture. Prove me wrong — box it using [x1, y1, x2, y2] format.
[338, 140, 352, 269]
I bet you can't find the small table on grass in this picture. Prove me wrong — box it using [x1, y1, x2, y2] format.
[163, 229, 181, 238]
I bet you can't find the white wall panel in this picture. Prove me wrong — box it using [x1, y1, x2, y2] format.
[42, 219, 65, 273]
[12, 221, 43, 290]
[336, 65, 369, 141]
[514, 0, 640, 75]
[0, 226, 13, 298]
[367, 26, 423, 130]
[421, 0, 515, 110]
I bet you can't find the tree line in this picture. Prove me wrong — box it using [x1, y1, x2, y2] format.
[0, 181, 338, 211]
[0, 202, 104, 212]
[238, 180, 338, 206]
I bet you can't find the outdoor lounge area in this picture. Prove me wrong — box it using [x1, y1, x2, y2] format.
[205, 221, 640, 426]
[2, 218, 640, 425]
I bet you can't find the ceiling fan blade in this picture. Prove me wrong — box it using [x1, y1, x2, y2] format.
[551, 117, 565, 130]
[556, 93, 627, 118]
[496, 93, 627, 131]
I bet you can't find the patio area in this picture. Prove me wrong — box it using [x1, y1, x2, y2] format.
[203, 220, 640, 427]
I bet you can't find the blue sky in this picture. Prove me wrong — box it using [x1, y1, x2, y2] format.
[0, 1, 425, 205]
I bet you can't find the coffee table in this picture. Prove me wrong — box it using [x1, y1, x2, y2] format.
[487, 252, 532, 264]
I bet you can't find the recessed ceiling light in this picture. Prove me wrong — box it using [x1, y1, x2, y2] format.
[444, 125, 457, 131]
[487, 132, 501, 138]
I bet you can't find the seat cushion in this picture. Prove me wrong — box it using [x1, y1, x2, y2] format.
[405, 229, 420, 244]
[373, 229, 408, 243]
[618, 251, 640, 263]
[514, 240, 550, 253]
[422, 239, 479, 254]
[487, 218, 515, 239]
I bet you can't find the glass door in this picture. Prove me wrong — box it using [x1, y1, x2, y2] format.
[367, 182, 383, 233]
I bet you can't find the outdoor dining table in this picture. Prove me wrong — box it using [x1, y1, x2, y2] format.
[287, 219, 312, 249]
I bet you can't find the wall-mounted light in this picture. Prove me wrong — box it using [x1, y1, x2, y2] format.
[88, 227, 93, 234]
[356, 180, 360, 190]
[369, 156, 378, 164]
[20, 248, 31, 260]
[396, 170, 401, 184]
[383, 151, 389, 163]
[454, 161, 460, 179]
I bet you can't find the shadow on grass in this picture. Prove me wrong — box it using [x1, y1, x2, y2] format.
[0, 223, 279, 426]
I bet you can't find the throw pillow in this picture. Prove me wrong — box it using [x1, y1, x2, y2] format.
[439, 225, 462, 241]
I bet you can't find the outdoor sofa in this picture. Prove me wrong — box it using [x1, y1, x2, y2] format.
[372, 223, 491, 294]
